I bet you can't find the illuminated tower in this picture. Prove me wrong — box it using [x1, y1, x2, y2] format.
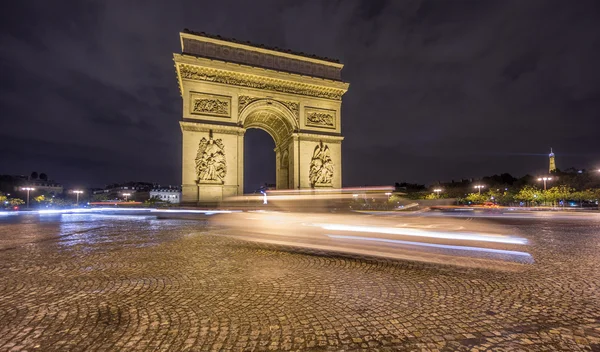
[549, 148, 556, 173]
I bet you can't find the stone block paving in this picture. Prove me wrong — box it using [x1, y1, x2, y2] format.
[0, 214, 599, 351]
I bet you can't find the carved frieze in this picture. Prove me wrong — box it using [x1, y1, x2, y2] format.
[190, 92, 230, 117]
[195, 131, 227, 183]
[305, 107, 336, 129]
[309, 141, 333, 187]
[179, 65, 344, 100]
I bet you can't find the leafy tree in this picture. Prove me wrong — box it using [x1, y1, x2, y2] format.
[9, 198, 25, 206]
[514, 186, 541, 206]
[488, 190, 514, 205]
[543, 186, 573, 206]
[39, 173, 48, 181]
[30, 172, 38, 180]
[34, 195, 46, 203]
[465, 193, 487, 204]
[424, 193, 438, 200]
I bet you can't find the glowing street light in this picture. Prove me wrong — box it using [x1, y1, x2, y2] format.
[122, 193, 131, 202]
[72, 190, 84, 206]
[21, 187, 35, 209]
[433, 189, 442, 197]
[473, 185, 485, 194]
[537, 176, 553, 190]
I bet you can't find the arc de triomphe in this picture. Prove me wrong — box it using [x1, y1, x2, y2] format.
[174, 30, 349, 204]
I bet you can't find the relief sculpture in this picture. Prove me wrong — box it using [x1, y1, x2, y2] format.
[309, 141, 333, 186]
[195, 131, 226, 183]
[307, 111, 334, 127]
[192, 97, 229, 116]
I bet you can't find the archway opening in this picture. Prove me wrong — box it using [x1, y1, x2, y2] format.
[244, 128, 275, 194]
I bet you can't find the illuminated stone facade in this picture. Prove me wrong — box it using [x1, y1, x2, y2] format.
[174, 31, 349, 204]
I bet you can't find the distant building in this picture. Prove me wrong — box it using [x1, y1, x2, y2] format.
[149, 188, 181, 203]
[549, 148, 557, 173]
[0, 173, 63, 195]
[22, 180, 64, 194]
[93, 181, 155, 201]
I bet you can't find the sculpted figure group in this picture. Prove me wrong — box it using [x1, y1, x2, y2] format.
[309, 141, 333, 186]
[195, 132, 226, 183]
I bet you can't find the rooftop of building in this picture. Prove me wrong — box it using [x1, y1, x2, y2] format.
[151, 188, 182, 193]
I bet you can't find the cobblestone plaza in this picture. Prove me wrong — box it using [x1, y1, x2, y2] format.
[0, 213, 599, 351]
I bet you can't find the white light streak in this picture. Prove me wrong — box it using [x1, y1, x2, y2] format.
[314, 223, 528, 245]
[327, 235, 533, 258]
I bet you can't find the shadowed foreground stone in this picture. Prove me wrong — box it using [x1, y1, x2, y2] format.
[0, 215, 599, 351]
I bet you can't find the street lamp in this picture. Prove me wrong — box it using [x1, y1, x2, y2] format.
[473, 185, 485, 194]
[21, 187, 35, 209]
[537, 177, 553, 190]
[123, 193, 131, 202]
[72, 190, 84, 206]
[433, 189, 442, 197]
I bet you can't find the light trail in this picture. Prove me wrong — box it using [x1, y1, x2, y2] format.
[327, 235, 533, 260]
[314, 223, 528, 245]
[6, 208, 240, 216]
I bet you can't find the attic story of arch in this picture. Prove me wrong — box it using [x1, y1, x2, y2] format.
[174, 31, 349, 204]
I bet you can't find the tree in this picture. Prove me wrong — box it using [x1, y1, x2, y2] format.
[465, 193, 487, 204]
[39, 173, 48, 181]
[9, 198, 25, 206]
[30, 172, 38, 180]
[543, 186, 573, 207]
[425, 193, 438, 200]
[514, 186, 541, 206]
[34, 195, 47, 207]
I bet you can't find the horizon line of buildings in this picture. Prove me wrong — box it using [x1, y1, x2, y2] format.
[0, 174, 182, 204]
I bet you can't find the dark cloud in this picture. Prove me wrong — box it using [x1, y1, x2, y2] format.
[1, 0, 599, 188]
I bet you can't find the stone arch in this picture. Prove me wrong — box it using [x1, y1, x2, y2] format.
[175, 31, 348, 204]
[239, 100, 297, 190]
[238, 99, 298, 144]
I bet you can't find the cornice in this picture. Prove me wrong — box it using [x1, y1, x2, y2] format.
[294, 132, 344, 143]
[180, 121, 244, 135]
[174, 54, 349, 101]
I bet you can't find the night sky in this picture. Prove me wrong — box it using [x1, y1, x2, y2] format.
[1, 0, 599, 190]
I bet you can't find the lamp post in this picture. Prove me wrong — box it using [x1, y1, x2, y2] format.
[474, 185, 485, 194]
[123, 193, 131, 202]
[433, 189, 442, 197]
[21, 187, 35, 209]
[73, 190, 83, 206]
[537, 177, 553, 190]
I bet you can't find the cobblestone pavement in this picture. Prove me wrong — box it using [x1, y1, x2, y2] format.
[0, 213, 599, 351]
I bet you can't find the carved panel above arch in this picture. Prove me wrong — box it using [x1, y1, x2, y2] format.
[190, 92, 231, 117]
[305, 107, 336, 129]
